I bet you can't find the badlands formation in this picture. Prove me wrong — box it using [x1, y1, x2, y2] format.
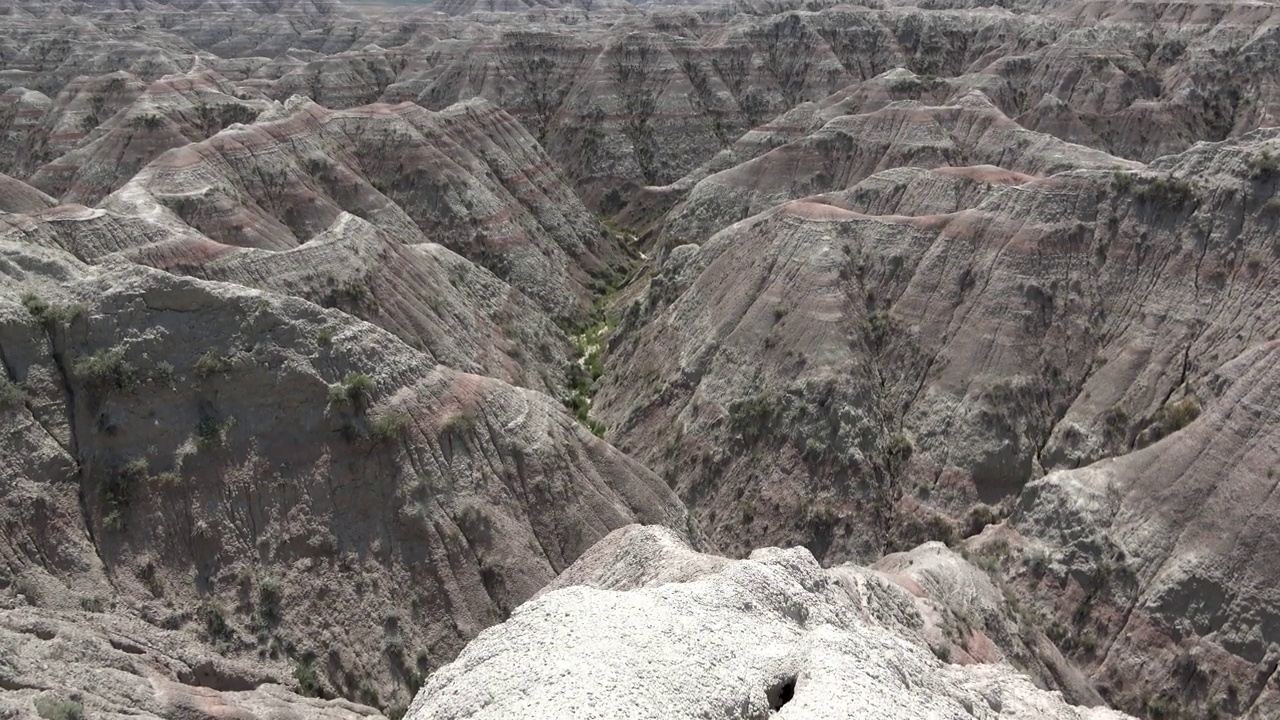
[0, 0, 1277, 719]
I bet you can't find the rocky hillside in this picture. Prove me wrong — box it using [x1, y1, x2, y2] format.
[409, 525, 1133, 719]
[1, 0, 1279, 719]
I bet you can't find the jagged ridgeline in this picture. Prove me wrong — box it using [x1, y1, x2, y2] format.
[1, 0, 1279, 719]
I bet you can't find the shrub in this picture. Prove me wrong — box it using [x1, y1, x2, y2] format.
[317, 328, 334, 346]
[1112, 171, 1133, 193]
[194, 351, 232, 378]
[1024, 548, 1049, 575]
[0, 376, 25, 409]
[131, 112, 164, 131]
[1146, 693, 1183, 720]
[294, 658, 322, 697]
[1247, 148, 1279, 180]
[196, 415, 236, 449]
[255, 575, 282, 625]
[1133, 176, 1197, 207]
[34, 697, 84, 720]
[80, 596, 106, 613]
[1146, 395, 1201, 443]
[101, 458, 148, 530]
[153, 361, 175, 384]
[72, 347, 138, 393]
[21, 292, 82, 331]
[199, 600, 235, 646]
[371, 411, 410, 443]
[330, 372, 375, 409]
[14, 576, 41, 605]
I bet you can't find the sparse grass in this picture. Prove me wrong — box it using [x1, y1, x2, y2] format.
[34, 696, 84, 720]
[1245, 250, 1268, 275]
[1112, 170, 1134, 193]
[440, 408, 478, 436]
[72, 347, 139, 393]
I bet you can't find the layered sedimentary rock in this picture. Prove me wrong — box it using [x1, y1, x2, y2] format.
[0, 241, 695, 711]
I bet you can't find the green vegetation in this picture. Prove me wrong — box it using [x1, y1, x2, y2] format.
[34, 697, 84, 720]
[100, 458, 148, 531]
[1133, 176, 1197, 207]
[1247, 148, 1279, 180]
[21, 292, 83, 332]
[371, 411, 410, 443]
[72, 347, 139, 393]
[130, 112, 164, 131]
[196, 415, 236, 450]
[1146, 693, 1184, 720]
[254, 575, 282, 627]
[330, 371, 375, 409]
[440, 408, 478, 436]
[199, 599, 235, 647]
[728, 395, 781, 442]
[13, 575, 41, 605]
[1145, 395, 1201, 444]
[317, 328, 335, 346]
[194, 350, 233, 377]
[0, 376, 26, 409]
[295, 659, 322, 696]
[563, 278, 622, 439]
[1112, 170, 1134, 193]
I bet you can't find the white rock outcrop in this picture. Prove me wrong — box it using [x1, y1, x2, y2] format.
[408, 525, 1133, 720]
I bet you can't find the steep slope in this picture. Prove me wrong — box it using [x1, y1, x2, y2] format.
[597, 125, 1279, 565]
[103, 96, 622, 328]
[0, 241, 696, 711]
[0, 172, 54, 212]
[996, 339, 1280, 719]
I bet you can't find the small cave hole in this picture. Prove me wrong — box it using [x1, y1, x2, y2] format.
[766, 675, 796, 712]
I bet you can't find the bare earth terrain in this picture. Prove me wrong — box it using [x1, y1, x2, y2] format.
[0, 0, 1278, 718]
